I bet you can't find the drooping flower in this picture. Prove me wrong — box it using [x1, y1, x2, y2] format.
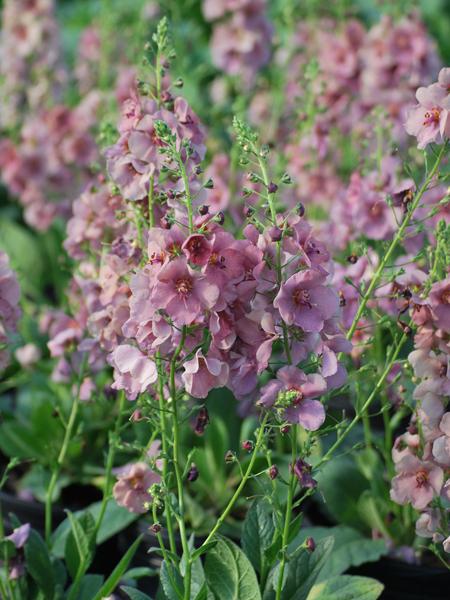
[110, 345, 158, 400]
[113, 462, 160, 514]
[182, 349, 229, 398]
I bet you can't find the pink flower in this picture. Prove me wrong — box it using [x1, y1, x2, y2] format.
[151, 257, 219, 325]
[259, 366, 327, 431]
[182, 349, 229, 398]
[110, 345, 158, 400]
[429, 277, 450, 332]
[14, 343, 41, 368]
[390, 455, 443, 510]
[274, 269, 339, 332]
[405, 83, 450, 149]
[113, 462, 160, 514]
[182, 234, 212, 266]
[432, 413, 450, 467]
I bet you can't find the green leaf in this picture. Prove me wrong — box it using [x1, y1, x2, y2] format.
[306, 575, 383, 600]
[92, 534, 143, 600]
[160, 560, 184, 600]
[123, 567, 157, 579]
[0, 421, 49, 461]
[291, 526, 387, 577]
[242, 499, 276, 574]
[51, 499, 138, 557]
[357, 491, 391, 539]
[204, 537, 261, 600]
[24, 529, 56, 600]
[71, 574, 104, 600]
[121, 586, 154, 600]
[64, 510, 96, 580]
[264, 537, 334, 600]
[315, 456, 369, 531]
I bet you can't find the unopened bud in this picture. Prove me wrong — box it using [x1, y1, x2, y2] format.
[305, 537, 316, 552]
[216, 211, 225, 225]
[347, 254, 358, 264]
[268, 226, 282, 242]
[241, 440, 254, 453]
[194, 407, 209, 435]
[268, 182, 278, 194]
[131, 409, 143, 422]
[225, 450, 235, 464]
[204, 178, 214, 189]
[187, 463, 199, 482]
[296, 202, 305, 217]
[199, 204, 209, 215]
[280, 425, 290, 435]
[268, 465, 278, 480]
[244, 205, 254, 217]
[150, 522, 162, 534]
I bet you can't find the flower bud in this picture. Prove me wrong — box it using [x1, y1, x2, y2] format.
[268, 465, 279, 480]
[268, 226, 282, 242]
[194, 407, 209, 435]
[225, 450, 235, 464]
[244, 205, 254, 217]
[281, 173, 292, 185]
[131, 409, 143, 422]
[204, 178, 214, 189]
[280, 425, 290, 435]
[268, 182, 278, 194]
[305, 537, 316, 552]
[296, 202, 305, 217]
[242, 440, 254, 453]
[198, 205, 209, 215]
[187, 463, 199, 482]
[347, 254, 358, 264]
[174, 78, 184, 88]
[216, 211, 225, 225]
[150, 522, 162, 534]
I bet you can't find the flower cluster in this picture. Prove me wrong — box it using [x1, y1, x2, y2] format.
[0, 251, 21, 371]
[390, 274, 450, 554]
[203, 0, 273, 86]
[0, 0, 66, 129]
[0, 96, 100, 230]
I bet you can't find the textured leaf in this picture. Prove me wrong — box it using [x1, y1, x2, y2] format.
[24, 529, 56, 600]
[160, 560, 184, 600]
[264, 537, 334, 600]
[291, 526, 387, 577]
[64, 510, 96, 579]
[51, 499, 138, 557]
[306, 575, 383, 600]
[204, 537, 261, 600]
[242, 499, 276, 574]
[122, 586, 154, 600]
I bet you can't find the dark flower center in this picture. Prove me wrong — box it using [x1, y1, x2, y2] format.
[293, 288, 312, 307]
[423, 108, 441, 127]
[441, 289, 450, 305]
[415, 469, 429, 487]
[176, 277, 193, 295]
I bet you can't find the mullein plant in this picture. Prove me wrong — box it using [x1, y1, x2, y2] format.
[1, 14, 450, 600]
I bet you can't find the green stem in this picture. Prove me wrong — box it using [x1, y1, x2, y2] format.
[157, 352, 177, 555]
[346, 142, 447, 343]
[93, 391, 127, 541]
[178, 160, 194, 233]
[200, 413, 269, 548]
[45, 355, 87, 546]
[316, 329, 408, 470]
[255, 150, 292, 365]
[275, 426, 298, 600]
[169, 328, 191, 600]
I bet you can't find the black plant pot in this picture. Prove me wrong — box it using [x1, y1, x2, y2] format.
[0, 489, 122, 578]
[349, 557, 450, 600]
